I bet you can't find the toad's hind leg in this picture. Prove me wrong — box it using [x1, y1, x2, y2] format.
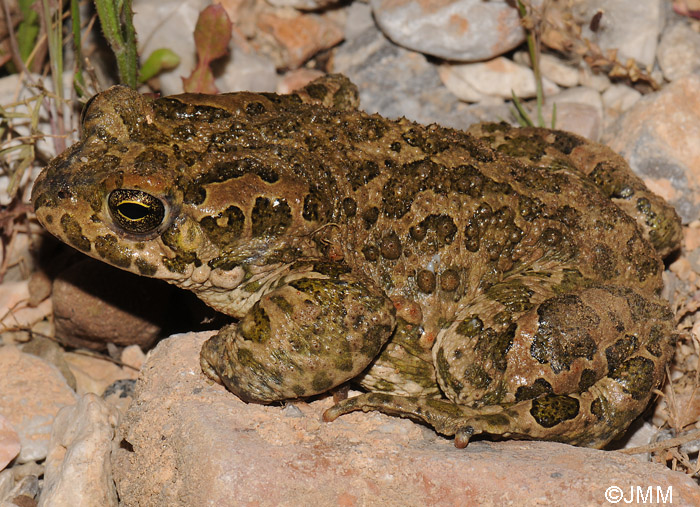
[324, 368, 662, 449]
[200, 265, 395, 403]
[325, 285, 677, 448]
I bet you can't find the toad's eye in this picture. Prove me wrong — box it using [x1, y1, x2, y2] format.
[108, 189, 165, 234]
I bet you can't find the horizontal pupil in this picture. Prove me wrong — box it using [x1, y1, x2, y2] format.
[118, 201, 150, 221]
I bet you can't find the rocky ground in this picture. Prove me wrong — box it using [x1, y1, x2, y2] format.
[1, 0, 700, 505]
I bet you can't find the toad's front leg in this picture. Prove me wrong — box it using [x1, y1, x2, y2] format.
[200, 266, 396, 403]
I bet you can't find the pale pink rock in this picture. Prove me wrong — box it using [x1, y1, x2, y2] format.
[113, 332, 700, 505]
[277, 68, 325, 94]
[63, 353, 139, 397]
[39, 394, 119, 507]
[0, 415, 20, 471]
[256, 9, 344, 69]
[0, 346, 77, 463]
[0, 281, 52, 332]
[120, 345, 146, 371]
[604, 74, 700, 223]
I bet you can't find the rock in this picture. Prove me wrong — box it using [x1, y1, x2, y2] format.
[276, 68, 326, 94]
[604, 74, 700, 223]
[21, 336, 77, 392]
[39, 394, 119, 507]
[113, 332, 700, 505]
[0, 346, 77, 463]
[438, 58, 560, 103]
[580, 0, 664, 69]
[370, 0, 531, 62]
[266, 0, 343, 10]
[103, 379, 137, 416]
[218, 45, 278, 93]
[120, 345, 146, 371]
[332, 23, 509, 129]
[513, 51, 580, 88]
[256, 8, 345, 69]
[52, 259, 170, 351]
[578, 66, 611, 92]
[657, 21, 700, 81]
[0, 416, 20, 472]
[63, 352, 139, 397]
[542, 86, 603, 140]
[602, 84, 642, 128]
[0, 281, 52, 335]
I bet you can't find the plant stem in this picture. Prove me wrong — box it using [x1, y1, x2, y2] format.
[94, 0, 138, 87]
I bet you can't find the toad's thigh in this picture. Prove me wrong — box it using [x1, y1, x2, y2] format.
[436, 285, 675, 407]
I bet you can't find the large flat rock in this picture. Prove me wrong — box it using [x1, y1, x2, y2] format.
[113, 332, 700, 506]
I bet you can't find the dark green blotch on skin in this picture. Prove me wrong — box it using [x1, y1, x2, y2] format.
[578, 368, 598, 392]
[200, 205, 245, 248]
[291, 384, 306, 397]
[133, 149, 168, 175]
[531, 294, 599, 374]
[645, 324, 664, 357]
[60, 214, 91, 252]
[590, 397, 606, 420]
[269, 295, 293, 314]
[342, 198, 357, 217]
[552, 130, 584, 155]
[456, 316, 483, 337]
[463, 364, 492, 390]
[334, 354, 354, 372]
[436, 347, 463, 395]
[94, 234, 132, 269]
[476, 322, 515, 372]
[245, 101, 266, 116]
[605, 334, 639, 374]
[311, 261, 351, 278]
[347, 160, 380, 190]
[485, 280, 534, 313]
[530, 394, 580, 428]
[311, 372, 334, 393]
[609, 356, 655, 401]
[240, 304, 272, 343]
[134, 258, 158, 276]
[251, 197, 292, 237]
[304, 83, 328, 101]
[515, 378, 553, 402]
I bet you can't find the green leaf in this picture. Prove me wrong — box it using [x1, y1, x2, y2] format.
[138, 48, 180, 83]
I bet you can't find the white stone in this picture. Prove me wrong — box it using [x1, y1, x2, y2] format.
[580, 0, 664, 69]
[39, 394, 119, 507]
[657, 21, 700, 82]
[578, 66, 611, 92]
[513, 52, 580, 88]
[370, 0, 537, 62]
[602, 84, 642, 127]
[439, 57, 560, 103]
